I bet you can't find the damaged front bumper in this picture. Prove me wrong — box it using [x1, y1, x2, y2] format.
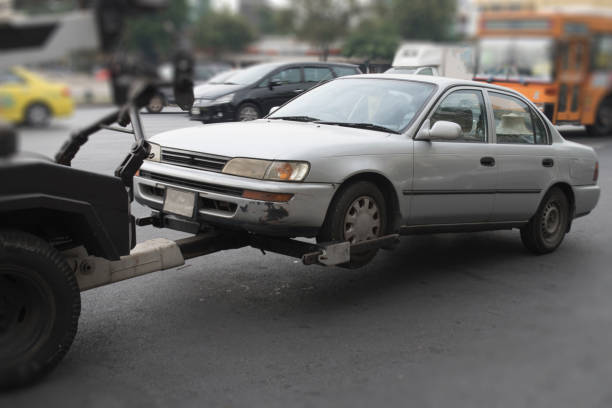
[134, 161, 336, 237]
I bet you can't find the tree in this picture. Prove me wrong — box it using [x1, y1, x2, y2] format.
[121, 0, 190, 61]
[192, 11, 256, 56]
[293, 0, 360, 61]
[389, 0, 456, 42]
[342, 19, 400, 66]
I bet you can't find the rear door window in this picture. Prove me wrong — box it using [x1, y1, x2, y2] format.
[304, 67, 334, 83]
[332, 66, 360, 77]
[489, 92, 548, 144]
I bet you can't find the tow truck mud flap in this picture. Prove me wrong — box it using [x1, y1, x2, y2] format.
[64, 238, 185, 291]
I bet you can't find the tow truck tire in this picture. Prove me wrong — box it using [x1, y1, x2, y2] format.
[0, 230, 81, 389]
[317, 181, 387, 269]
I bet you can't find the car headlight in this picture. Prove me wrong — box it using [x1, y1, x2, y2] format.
[147, 142, 161, 162]
[213, 93, 235, 104]
[222, 158, 310, 181]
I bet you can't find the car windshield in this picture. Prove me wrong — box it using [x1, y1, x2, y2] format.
[268, 78, 435, 133]
[208, 70, 240, 84]
[386, 67, 418, 74]
[222, 64, 277, 85]
[476, 37, 554, 82]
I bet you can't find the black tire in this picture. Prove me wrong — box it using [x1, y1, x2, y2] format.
[317, 181, 387, 269]
[520, 187, 570, 254]
[236, 103, 261, 122]
[586, 98, 612, 136]
[0, 230, 81, 389]
[24, 103, 51, 127]
[146, 94, 165, 113]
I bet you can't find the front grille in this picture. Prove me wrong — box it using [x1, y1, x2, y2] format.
[161, 148, 230, 173]
[139, 171, 244, 197]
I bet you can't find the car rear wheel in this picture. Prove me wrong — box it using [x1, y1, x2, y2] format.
[0, 230, 81, 389]
[25, 103, 51, 127]
[236, 103, 260, 121]
[520, 187, 570, 254]
[317, 181, 387, 269]
[586, 98, 612, 136]
[146, 94, 165, 113]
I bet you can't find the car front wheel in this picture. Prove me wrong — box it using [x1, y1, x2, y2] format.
[25, 103, 51, 127]
[236, 103, 260, 121]
[146, 94, 165, 113]
[317, 181, 387, 268]
[520, 187, 570, 254]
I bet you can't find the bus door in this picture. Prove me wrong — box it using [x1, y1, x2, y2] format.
[555, 37, 589, 123]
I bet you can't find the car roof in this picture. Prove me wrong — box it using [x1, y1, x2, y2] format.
[342, 73, 527, 98]
[246, 61, 359, 70]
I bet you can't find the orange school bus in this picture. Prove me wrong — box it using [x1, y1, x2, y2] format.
[475, 12, 612, 136]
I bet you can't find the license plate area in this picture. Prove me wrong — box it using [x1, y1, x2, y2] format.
[163, 187, 196, 218]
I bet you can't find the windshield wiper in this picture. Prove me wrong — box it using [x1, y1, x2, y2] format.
[223, 82, 238, 85]
[269, 116, 320, 122]
[315, 121, 400, 134]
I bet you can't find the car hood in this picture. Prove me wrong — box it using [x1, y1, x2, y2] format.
[193, 83, 246, 99]
[149, 120, 401, 160]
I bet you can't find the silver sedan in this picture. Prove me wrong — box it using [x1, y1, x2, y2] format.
[135, 75, 600, 267]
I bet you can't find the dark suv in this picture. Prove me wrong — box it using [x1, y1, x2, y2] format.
[189, 61, 361, 123]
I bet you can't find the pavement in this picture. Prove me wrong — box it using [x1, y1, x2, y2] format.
[2, 108, 612, 408]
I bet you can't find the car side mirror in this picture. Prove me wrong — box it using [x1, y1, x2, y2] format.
[416, 120, 462, 141]
[269, 106, 280, 115]
[268, 80, 282, 90]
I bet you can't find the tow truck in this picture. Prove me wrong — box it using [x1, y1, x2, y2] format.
[0, 0, 398, 388]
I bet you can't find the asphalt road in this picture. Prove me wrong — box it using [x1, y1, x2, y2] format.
[3, 108, 612, 408]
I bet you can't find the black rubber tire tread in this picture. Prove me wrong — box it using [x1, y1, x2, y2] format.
[317, 181, 387, 269]
[0, 230, 81, 390]
[586, 98, 612, 136]
[236, 102, 261, 121]
[520, 187, 570, 254]
[24, 103, 51, 127]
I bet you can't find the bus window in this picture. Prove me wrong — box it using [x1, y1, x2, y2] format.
[477, 37, 553, 82]
[593, 35, 612, 71]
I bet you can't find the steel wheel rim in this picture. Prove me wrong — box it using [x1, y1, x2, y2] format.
[343, 196, 381, 244]
[28, 106, 48, 124]
[239, 106, 258, 121]
[540, 200, 563, 244]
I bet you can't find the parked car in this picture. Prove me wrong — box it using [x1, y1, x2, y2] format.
[135, 75, 600, 268]
[147, 62, 233, 113]
[0, 66, 74, 126]
[193, 69, 242, 98]
[189, 61, 362, 123]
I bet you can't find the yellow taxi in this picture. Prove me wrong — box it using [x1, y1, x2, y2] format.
[0, 66, 74, 126]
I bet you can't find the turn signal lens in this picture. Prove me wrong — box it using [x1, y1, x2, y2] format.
[242, 190, 293, 203]
[264, 161, 310, 181]
[594, 161, 599, 182]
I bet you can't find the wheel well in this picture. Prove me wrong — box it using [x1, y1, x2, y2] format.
[0, 208, 103, 254]
[546, 182, 575, 232]
[24, 101, 50, 113]
[332, 172, 402, 233]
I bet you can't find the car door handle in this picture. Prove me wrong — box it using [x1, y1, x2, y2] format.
[542, 158, 554, 167]
[480, 157, 496, 167]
